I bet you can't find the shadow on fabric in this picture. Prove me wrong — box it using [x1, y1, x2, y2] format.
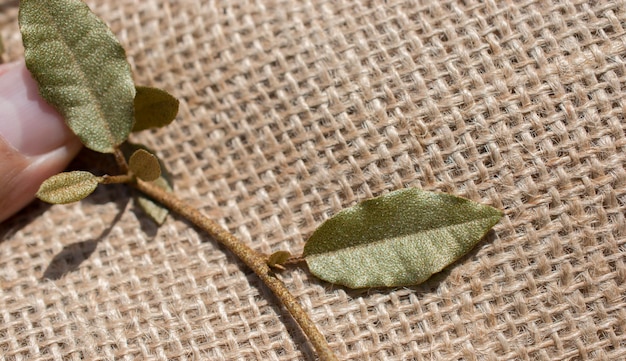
[42, 196, 128, 280]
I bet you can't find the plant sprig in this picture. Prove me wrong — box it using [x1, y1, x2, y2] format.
[20, 1, 338, 358]
[21, 1, 503, 360]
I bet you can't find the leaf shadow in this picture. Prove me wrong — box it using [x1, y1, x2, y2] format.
[41, 238, 99, 280]
[129, 205, 159, 237]
[42, 195, 128, 281]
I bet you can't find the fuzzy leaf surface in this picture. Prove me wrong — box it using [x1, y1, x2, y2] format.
[133, 86, 179, 131]
[129, 149, 161, 181]
[36, 171, 100, 204]
[19, 0, 135, 153]
[303, 188, 503, 288]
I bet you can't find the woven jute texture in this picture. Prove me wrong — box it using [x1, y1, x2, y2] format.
[1, 0, 625, 360]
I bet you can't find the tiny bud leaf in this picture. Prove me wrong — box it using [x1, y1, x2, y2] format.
[133, 86, 180, 132]
[267, 251, 292, 269]
[303, 188, 503, 288]
[129, 149, 161, 181]
[36, 171, 100, 204]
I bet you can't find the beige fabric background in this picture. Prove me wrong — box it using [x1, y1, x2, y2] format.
[1, 0, 625, 360]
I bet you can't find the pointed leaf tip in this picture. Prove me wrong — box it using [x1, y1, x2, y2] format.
[129, 149, 161, 181]
[303, 188, 503, 288]
[19, 0, 135, 153]
[36, 171, 100, 204]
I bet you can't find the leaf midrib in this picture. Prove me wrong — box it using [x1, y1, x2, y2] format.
[306, 213, 499, 257]
[35, 2, 118, 150]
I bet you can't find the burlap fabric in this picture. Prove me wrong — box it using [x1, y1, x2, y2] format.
[1, 0, 625, 360]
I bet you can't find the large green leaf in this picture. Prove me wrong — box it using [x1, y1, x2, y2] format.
[19, 0, 135, 153]
[303, 188, 503, 288]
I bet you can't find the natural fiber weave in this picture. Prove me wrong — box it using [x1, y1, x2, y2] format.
[1, 0, 625, 360]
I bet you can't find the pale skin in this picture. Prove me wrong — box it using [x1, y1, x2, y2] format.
[0, 61, 82, 222]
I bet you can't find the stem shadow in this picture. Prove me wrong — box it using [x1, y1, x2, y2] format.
[201, 237, 318, 360]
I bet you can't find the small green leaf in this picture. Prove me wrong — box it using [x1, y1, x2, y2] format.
[136, 176, 172, 224]
[36, 171, 100, 204]
[303, 188, 503, 288]
[267, 251, 292, 269]
[122, 142, 171, 224]
[19, 0, 136, 153]
[129, 149, 161, 181]
[133, 86, 179, 132]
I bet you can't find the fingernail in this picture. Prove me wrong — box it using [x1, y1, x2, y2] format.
[0, 61, 74, 156]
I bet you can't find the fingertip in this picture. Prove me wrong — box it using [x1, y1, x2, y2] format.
[0, 61, 76, 156]
[0, 61, 82, 222]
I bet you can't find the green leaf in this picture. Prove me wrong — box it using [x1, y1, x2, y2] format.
[128, 149, 161, 181]
[36, 171, 101, 204]
[19, 0, 136, 153]
[136, 176, 172, 224]
[133, 86, 179, 132]
[303, 188, 503, 288]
